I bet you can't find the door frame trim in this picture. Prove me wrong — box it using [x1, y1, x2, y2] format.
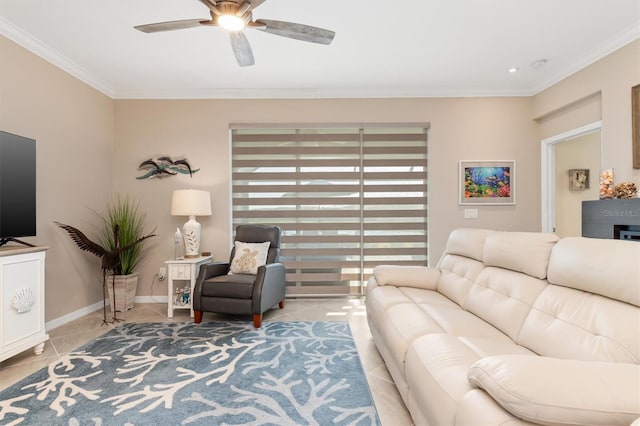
[540, 121, 602, 233]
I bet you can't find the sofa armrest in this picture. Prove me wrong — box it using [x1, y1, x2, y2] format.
[468, 355, 640, 426]
[373, 265, 441, 290]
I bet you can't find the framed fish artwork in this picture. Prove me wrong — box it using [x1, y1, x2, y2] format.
[459, 160, 515, 205]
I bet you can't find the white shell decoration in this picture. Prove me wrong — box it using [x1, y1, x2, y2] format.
[11, 288, 36, 313]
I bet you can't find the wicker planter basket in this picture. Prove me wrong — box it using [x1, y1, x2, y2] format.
[106, 273, 138, 312]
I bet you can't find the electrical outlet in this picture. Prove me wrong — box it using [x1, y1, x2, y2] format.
[158, 267, 167, 281]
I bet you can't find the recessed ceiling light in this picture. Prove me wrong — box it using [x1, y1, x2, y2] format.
[508, 67, 519, 73]
[531, 59, 548, 70]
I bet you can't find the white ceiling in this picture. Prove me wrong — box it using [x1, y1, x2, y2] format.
[1, 0, 638, 99]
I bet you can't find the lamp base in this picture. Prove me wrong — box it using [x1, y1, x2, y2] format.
[182, 215, 201, 258]
[184, 254, 200, 259]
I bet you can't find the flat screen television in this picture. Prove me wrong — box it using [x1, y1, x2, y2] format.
[0, 130, 36, 247]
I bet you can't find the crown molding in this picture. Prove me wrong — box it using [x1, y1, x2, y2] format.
[0, 16, 115, 98]
[111, 86, 532, 100]
[531, 23, 640, 95]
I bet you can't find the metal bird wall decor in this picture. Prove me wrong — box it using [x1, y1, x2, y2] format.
[55, 222, 156, 324]
[137, 156, 199, 179]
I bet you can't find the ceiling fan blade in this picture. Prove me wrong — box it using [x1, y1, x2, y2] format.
[254, 19, 335, 45]
[245, 0, 267, 11]
[230, 31, 255, 66]
[198, 0, 221, 16]
[134, 19, 209, 33]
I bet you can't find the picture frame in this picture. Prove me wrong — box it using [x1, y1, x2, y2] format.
[633, 84, 640, 169]
[569, 168, 590, 190]
[459, 160, 515, 205]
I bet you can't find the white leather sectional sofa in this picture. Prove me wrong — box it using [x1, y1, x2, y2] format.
[366, 228, 640, 425]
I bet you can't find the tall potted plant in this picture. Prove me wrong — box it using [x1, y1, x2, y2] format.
[100, 194, 155, 312]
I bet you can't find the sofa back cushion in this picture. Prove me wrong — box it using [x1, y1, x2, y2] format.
[462, 231, 556, 341]
[436, 228, 495, 307]
[442, 228, 495, 261]
[547, 237, 640, 307]
[518, 285, 639, 363]
[518, 237, 640, 363]
[465, 267, 548, 342]
[483, 231, 559, 279]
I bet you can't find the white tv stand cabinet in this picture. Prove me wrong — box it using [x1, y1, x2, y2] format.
[0, 246, 48, 362]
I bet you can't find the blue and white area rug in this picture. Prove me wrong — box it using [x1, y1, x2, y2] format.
[0, 321, 379, 425]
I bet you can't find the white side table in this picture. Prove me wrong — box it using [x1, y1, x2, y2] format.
[165, 256, 212, 318]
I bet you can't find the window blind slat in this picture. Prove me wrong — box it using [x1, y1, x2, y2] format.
[233, 133, 361, 143]
[233, 172, 361, 180]
[234, 158, 361, 168]
[233, 146, 361, 155]
[233, 210, 363, 219]
[280, 248, 362, 257]
[233, 197, 361, 206]
[363, 210, 428, 218]
[233, 185, 363, 193]
[285, 261, 361, 268]
[363, 159, 426, 167]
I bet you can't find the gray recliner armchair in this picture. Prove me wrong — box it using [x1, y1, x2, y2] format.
[193, 224, 286, 328]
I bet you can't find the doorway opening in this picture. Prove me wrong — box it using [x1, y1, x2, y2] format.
[541, 121, 602, 235]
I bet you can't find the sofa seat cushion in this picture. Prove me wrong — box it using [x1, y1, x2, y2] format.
[406, 334, 532, 426]
[401, 287, 464, 308]
[457, 337, 535, 359]
[201, 274, 256, 298]
[366, 284, 459, 336]
[456, 390, 538, 426]
[373, 302, 446, 369]
[468, 355, 640, 426]
[406, 334, 480, 426]
[366, 286, 453, 402]
[368, 285, 517, 375]
[419, 303, 516, 343]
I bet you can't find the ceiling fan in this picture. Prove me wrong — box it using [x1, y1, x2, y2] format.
[134, 0, 335, 67]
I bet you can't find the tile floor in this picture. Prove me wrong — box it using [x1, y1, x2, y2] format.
[0, 298, 413, 425]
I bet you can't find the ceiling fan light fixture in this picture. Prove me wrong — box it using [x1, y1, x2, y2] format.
[218, 14, 246, 31]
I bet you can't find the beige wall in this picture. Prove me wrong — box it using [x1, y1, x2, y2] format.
[113, 97, 539, 298]
[3, 32, 638, 323]
[534, 39, 640, 185]
[0, 35, 114, 321]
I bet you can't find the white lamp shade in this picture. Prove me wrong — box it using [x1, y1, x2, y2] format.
[171, 189, 212, 216]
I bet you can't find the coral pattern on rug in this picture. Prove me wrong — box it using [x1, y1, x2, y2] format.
[0, 321, 379, 425]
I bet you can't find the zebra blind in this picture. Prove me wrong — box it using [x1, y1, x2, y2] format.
[231, 125, 429, 296]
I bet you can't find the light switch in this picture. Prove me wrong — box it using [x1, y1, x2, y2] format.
[464, 208, 479, 219]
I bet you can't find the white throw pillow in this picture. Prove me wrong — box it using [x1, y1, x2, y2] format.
[229, 241, 270, 275]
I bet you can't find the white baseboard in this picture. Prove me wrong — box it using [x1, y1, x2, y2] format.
[45, 296, 169, 332]
[135, 295, 168, 304]
[45, 301, 103, 332]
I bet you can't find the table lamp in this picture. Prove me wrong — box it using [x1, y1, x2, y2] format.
[171, 189, 212, 258]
